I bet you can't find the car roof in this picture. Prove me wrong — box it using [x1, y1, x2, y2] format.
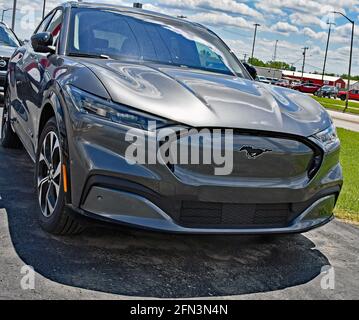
[64, 1, 207, 30]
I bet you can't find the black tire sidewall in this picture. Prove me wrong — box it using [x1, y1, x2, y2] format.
[1, 89, 14, 144]
[35, 117, 66, 231]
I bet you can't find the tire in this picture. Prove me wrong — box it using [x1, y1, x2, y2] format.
[1, 88, 21, 148]
[35, 117, 83, 235]
[340, 95, 346, 101]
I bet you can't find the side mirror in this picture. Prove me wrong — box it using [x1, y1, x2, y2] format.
[242, 62, 257, 80]
[31, 32, 55, 54]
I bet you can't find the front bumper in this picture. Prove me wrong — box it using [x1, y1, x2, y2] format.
[77, 184, 336, 234]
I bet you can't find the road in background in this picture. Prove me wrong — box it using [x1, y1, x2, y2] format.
[328, 110, 359, 132]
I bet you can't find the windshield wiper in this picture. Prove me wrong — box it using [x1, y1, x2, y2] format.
[68, 52, 110, 59]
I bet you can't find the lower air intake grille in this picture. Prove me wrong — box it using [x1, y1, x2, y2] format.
[179, 201, 301, 228]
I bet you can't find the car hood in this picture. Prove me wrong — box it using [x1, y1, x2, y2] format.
[78, 59, 331, 137]
[0, 45, 16, 57]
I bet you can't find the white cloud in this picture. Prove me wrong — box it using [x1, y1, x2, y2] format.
[271, 21, 299, 34]
[154, 0, 263, 19]
[301, 27, 327, 41]
[290, 13, 325, 28]
[189, 12, 253, 29]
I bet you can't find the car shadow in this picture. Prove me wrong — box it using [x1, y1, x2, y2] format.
[0, 147, 330, 298]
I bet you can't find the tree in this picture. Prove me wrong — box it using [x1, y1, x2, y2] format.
[341, 74, 359, 81]
[247, 57, 266, 67]
[247, 57, 291, 70]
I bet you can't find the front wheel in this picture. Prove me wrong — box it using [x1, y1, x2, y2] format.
[340, 95, 346, 101]
[1, 89, 21, 148]
[35, 117, 83, 235]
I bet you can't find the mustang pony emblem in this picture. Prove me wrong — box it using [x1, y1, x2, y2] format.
[239, 145, 272, 159]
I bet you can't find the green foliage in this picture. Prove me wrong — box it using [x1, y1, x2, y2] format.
[335, 128, 359, 223]
[248, 57, 291, 70]
[341, 74, 359, 81]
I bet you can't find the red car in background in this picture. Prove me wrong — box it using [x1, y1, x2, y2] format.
[276, 79, 290, 88]
[294, 83, 322, 94]
[337, 89, 359, 101]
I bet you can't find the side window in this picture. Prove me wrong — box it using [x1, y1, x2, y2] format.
[34, 12, 54, 34]
[46, 10, 63, 46]
[196, 42, 229, 73]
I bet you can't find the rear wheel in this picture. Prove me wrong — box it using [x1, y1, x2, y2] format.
[35, 117, 83, 235]
[1, 88, 21, 148]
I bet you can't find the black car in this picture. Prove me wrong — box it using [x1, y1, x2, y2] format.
[314, 85, 339, 99]
[0, 22, 20, 92]
[1, 2, 341, 235]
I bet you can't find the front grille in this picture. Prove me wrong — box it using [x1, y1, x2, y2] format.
[179, 201, 303, 228]
[0, 57, 9, 71]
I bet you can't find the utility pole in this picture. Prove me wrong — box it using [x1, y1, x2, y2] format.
[271, 40, 279, 77]
[333, 11, 355, 113]
[251, 23, 260, 60]
[301, 47, 309, 81]
[42, 0, 46, 19]
[243, 53, 248, 62]
[1, 8, 11, 22]
[11, 0, 17, 31]
[322, 21, 335, 83]
[273, 40, 278, 61]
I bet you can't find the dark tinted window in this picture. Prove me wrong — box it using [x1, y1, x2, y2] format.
[68, 8, 246, 77]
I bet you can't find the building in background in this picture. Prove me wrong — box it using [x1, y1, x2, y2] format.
[255, 66, 283, 80]
[282, 70, 346, 88]
[343, 79, 359, 91]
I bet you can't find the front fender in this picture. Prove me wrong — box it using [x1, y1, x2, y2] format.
[40, 83, 72, 203]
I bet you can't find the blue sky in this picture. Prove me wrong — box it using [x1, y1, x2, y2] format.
[1, 0, 358, 75]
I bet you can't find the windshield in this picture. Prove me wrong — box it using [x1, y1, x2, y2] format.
[68, 8, 246, 77]
[0, 25, 19, 47]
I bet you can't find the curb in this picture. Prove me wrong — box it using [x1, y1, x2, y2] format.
[327, 110, 359, 124]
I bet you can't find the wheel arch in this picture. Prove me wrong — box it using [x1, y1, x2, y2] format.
[37, 82, 72, 204]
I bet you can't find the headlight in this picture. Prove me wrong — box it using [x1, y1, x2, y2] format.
[65, 85, 172, 131]
[311, 123, 340, 151]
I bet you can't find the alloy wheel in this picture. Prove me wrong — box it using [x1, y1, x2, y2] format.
[37, 131, 62, 217]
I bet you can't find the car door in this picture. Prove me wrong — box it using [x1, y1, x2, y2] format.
[13, 9, 63, 159]
[301, 84, 311, 93]
[351, 90, 359, 100]
[12, 11, 55, 158]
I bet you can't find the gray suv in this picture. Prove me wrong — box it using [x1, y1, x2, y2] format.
[1, 2, 342, 235]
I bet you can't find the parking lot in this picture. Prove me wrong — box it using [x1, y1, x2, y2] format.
[0, 99, 358, 300]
